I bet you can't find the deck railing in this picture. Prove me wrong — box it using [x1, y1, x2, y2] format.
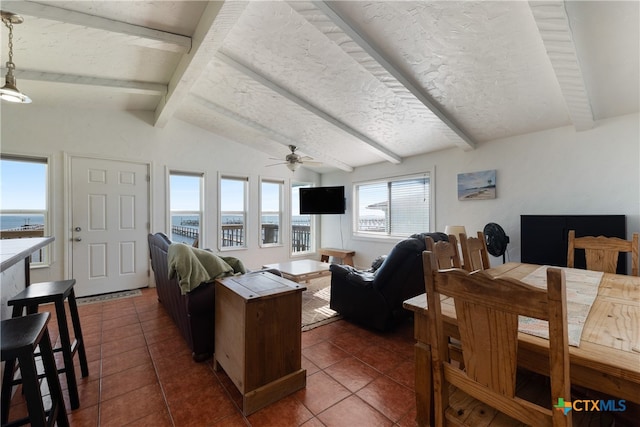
[221, 224, 244, 247]
[171, 225, 199, 239]
[292, 225, 311, 252]
[357, 218, 386, 232]
[171, 223, 313, 252]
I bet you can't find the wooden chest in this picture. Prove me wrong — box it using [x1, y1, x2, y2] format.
[214, 271, 307, 415]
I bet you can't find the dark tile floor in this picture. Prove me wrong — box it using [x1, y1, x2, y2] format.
[6, 287, 419, 426]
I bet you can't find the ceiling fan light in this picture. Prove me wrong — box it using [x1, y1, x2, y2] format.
[286, 162, 300, 172]
[0, 68, 31, 103]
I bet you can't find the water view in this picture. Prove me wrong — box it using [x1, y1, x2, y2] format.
[0, 214, 45, 231]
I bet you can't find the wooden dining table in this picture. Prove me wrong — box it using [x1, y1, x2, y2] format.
[403, 262, 640, 427]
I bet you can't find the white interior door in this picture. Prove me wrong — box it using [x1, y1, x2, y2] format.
[71, 157, 149, 297]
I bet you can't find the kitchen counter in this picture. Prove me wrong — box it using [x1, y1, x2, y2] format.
[1, 236, 55, 320]
[1, 236, 54, 272]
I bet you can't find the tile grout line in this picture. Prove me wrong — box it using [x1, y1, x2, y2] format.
[96, 301, 104, 427]
[138, 298, 178, 427]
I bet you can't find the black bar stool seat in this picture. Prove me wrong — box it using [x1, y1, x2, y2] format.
[6, 279, 88, 410]
[1, 312, 69, 427]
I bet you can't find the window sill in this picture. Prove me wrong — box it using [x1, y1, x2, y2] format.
[260, 243, 284, 249]
[351, 233, 407, 244]
[218, 246, 248, 252]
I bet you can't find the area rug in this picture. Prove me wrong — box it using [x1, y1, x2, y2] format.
[301, 276, 341, 331]
[76, 289, 142, 305]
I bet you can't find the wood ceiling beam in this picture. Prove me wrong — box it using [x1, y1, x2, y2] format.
[528, 1, 594, 131]
[191, 95, 354, 172]
[3, 0, 191, 53]
[311, 1, 476, 151]
[153, 1, 247, 128]
[5, 68, 167, 96]
[217, 52, 403, 165]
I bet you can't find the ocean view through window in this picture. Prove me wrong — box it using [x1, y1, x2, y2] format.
[291, 182, 314, 254]
[219, 175, 248, 249]
[260, 179, 283, 246]
[1, 156, 49, 264]
[170, 172, 203, 247]
[168, 175, 312, 250]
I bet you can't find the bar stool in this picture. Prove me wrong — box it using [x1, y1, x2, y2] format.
[6, 279, 89, 410]
[1, 312, 69, 427]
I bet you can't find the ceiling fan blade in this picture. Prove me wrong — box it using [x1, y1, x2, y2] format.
[267, 145, 319, 168]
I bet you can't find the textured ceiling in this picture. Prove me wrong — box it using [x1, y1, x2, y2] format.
[2, 1, 638, 172]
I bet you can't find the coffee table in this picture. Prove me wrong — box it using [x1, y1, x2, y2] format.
[263, 259, 331, 283]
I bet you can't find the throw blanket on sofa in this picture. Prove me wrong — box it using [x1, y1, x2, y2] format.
[167, 243, 246, 294]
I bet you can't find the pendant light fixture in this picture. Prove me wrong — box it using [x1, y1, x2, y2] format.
[0, 11, 31, 103]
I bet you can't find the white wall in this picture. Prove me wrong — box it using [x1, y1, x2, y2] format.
[1, 106, 320, 285]
[2, 105, 638, 284]
[320, 113, 640, 270]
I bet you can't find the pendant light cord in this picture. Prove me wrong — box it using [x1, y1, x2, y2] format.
[3, 17, 15, 68]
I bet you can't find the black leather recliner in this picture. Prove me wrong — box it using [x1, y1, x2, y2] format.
[329, 232, 448, 331]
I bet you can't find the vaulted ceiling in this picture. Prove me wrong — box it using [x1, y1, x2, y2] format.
[2, 1, 638, 172]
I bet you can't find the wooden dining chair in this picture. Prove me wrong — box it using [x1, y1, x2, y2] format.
[426, 235, 462, 269]
[423, 251, 572, 426]
[567, 230, 639, 276]
[459, 231, 490, 271]
[425, 237, 465, 365]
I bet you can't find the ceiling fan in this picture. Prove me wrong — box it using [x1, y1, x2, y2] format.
[268, 145, 322, 171]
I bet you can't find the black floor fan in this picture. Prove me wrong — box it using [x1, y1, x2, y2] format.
[483, 223, 510, 263]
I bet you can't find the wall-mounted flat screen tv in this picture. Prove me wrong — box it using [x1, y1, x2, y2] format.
[299, 186, 345, 214]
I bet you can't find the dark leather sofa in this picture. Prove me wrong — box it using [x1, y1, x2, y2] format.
[329, 232, 448, 331]
[148, 232, 281, 361]
[148, 232, 216, 361]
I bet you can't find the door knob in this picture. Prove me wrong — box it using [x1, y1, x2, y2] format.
[75, 237, 82, 242]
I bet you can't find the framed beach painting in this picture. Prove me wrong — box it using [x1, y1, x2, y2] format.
[457, 169, 496, 200]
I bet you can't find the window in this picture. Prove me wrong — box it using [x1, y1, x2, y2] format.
[260, 178, 283, 246]
[169, 172, 203, 247]
[291, 182, 314, 254]
[220, 175, 248, 249]
[354, 173, 431, 238]
[0, 155, 50, 264]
